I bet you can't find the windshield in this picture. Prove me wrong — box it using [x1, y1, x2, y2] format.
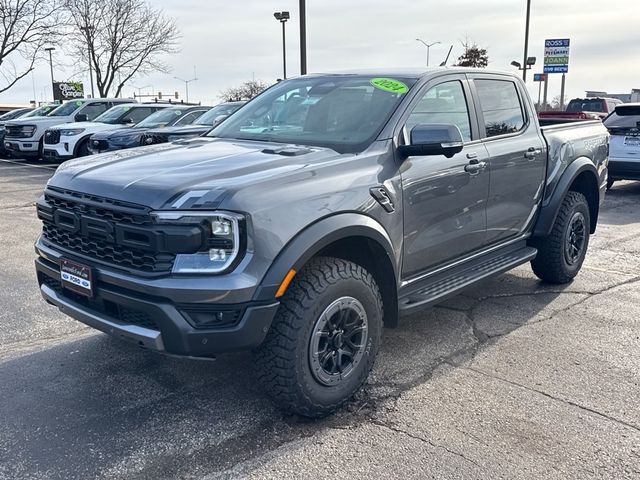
[208, 76, 416, 153]
[94, 105, 135, 124]
[566, 99, 605, 113]
[195, 103, 243, 126]
[0, 108, 31, 120]
[24, 105, 55, 117]
[136, 108, 187, 128]
[49, 101, 84, 116]
[604, 106, 640, 129]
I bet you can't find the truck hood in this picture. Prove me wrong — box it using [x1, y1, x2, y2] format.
[8, 116, 73, 126]
[49, 137, 346, 209]
[49, 121, 128, 132]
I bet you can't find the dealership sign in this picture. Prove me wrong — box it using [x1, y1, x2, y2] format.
[544, 39, 570, 74]
[53, 82, 84, 102]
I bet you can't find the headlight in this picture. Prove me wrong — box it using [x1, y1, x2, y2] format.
[60, 128, 85, 136]
[151, 211, 244, 274]
[111, 133, 140, 145]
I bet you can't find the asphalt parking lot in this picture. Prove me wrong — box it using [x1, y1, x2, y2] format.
[1, 158, 639, 480]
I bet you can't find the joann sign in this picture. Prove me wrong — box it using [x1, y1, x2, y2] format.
[53, 82, 85, 102]
[544, 39, 570, 74]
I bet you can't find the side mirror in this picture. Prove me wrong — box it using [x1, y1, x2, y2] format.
[122, 118, 134, 124]
[211, 114, 229, 127]
[75, 113, 89, 122]
[398, 124, 464, 158]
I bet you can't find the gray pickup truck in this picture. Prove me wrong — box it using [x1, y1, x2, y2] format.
[35, 68, 609, 417]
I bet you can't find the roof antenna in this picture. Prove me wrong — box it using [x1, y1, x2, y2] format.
[440, 45, 454, 67]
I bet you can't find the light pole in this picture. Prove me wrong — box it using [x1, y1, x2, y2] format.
[522, 0, 532, 82]
[299, 0, 307, 75]
[175, 68, 197, 103]
[44, 47, 55, 101]
[274, 11, 290, 79]
[79, 25, 95, 97]
[416, 39, 441, 67]
[511, 57, 537, 76]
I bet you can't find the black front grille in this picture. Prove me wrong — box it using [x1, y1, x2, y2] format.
[5, 125, 34, 138]
[40, 274, 159, 330]
[140, 133, 168, 146]
[38, 189, 178, 273]
[44, 129, 61, 144]
[42, 223, 175, 272]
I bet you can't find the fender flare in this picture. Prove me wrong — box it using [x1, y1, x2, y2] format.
[532, 157, 600, 237]
[253, 213, 398, 301]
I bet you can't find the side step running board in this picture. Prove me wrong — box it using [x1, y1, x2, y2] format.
[399, 246, 538, 314]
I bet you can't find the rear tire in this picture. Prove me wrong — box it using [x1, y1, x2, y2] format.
[253, 257, 383, 418]
[531, 191, 590, 284]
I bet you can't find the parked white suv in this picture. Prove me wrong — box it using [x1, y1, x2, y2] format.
[42, 103, 169, 161]
[604, 103, 640, 189]
[4, 98, 132, 160]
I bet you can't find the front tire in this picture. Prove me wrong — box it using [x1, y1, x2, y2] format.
[76, 139, 91, 157]
[254, 257, 383, 418]
[531, 191, 590, 284]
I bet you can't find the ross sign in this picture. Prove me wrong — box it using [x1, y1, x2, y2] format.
[53, 82, 84, 102]
[533, 73, 546, 82]
[544, 38, 570, 74]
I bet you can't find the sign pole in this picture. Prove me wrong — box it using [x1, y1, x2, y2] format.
[543, 75, 549, 109]
[560, 73, 566, 110]
[537, 80, 542, 111]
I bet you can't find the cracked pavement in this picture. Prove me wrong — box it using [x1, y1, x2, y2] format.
[1, 159, 639, 479]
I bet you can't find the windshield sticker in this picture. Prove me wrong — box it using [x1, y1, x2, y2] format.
[175, 111, 183, 115]
[75, 100, 83, 106]
[123, 106, 130, 111]
[370, 78, 409, 94]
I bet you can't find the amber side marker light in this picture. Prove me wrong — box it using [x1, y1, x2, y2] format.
[275, 269, 297, 298]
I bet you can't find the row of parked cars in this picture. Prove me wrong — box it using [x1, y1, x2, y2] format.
[0, 98, 244, 161]
[539, 98, 640, 189]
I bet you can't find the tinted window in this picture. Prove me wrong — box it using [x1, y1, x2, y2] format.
[406, 81, 471, 142]
[122, 107, 156, 124]
[475, 80, 525, 138]
[175, 110, 207, 126]
[48, 101, 84, 117]
[604, 105, 640, 129]
[135, 108, 186, 128]
[566, 99, 605, 113]
[81, 102, 109, 120]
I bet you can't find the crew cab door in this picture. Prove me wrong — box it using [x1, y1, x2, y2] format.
[469, 75, 546, 244]
[398, 76, 490, 277]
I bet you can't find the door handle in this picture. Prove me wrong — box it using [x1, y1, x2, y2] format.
[464, 160, 487, 174]
[524, 147, 542, 159]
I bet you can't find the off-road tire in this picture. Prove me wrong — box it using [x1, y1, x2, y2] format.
[253, 257, 383, 418]
[531, 191, 590, 284]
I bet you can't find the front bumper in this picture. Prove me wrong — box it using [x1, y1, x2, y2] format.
[35, 240, 279, 356]
[43, 148, 74, 162]
[608, 158, 640, 181]
[4, 139, 39, 157]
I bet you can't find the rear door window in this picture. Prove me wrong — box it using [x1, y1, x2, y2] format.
[604, 106, 640, 130]
[474, 79, 525, 138]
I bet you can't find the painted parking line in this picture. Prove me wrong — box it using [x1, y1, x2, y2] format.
[0, 159, 57, 170]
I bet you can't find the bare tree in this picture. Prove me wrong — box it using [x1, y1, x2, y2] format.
[219, 80, 271, 101]
[0, 0, 64, 94]
[65, 0, 180, 97]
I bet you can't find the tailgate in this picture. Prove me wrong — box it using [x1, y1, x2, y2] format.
[609, 132, 640, 162]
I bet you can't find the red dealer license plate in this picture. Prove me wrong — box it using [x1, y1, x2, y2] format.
[60, 259, 93, 297]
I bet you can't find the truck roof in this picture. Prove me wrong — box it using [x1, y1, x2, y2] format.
[306, 67, 521, 80]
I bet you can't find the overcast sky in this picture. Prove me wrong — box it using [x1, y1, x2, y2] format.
[1, 0, 638, 105]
